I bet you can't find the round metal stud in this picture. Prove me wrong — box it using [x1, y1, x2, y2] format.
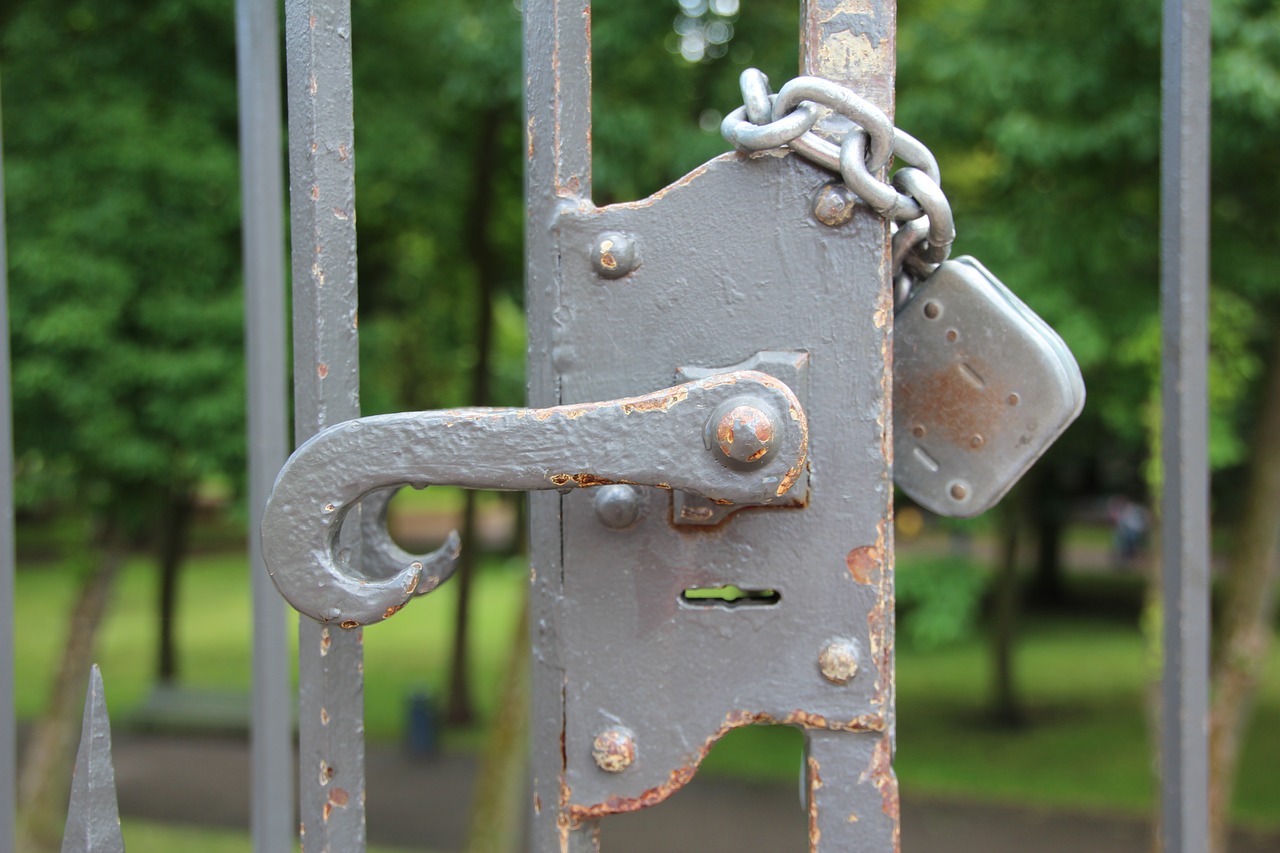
[594, 484, 643, 530]
[592, 232, 639, 279]
[705, 397, 780, 470]
[592, 727, 636, 773]
[812, 182, 859, 227]
[818, 638, 860, 685]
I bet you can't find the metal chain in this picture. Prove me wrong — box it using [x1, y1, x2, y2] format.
[722, 69, 954, 308]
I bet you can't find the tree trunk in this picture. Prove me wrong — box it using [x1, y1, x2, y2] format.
[990, 498, 1025, 726]
[446, 489, 480, 725]
[446, 106, 503, 725]
[1208, 336, 1280, 853]
[156, 490, 195, 683]
[16, 527, 126, 851]
[465, 591, 530, 853]
[1028, 465, 1066, 606]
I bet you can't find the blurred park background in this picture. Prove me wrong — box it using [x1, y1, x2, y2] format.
[2, 0, 1280, 851]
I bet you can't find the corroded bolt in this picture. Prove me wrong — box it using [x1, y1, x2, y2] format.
[705, 397, 780, 470]
[594, 484, 643, 530]
[592, 232, 639, 279]
[818, 638, 860, 685]
[812, 182, 859, 227]
[592, 727, 636, 773]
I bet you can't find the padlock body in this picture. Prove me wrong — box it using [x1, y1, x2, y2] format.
[894, 257, 1084, 517]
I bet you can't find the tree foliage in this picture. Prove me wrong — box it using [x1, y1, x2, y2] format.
[2, 1, 245, 529]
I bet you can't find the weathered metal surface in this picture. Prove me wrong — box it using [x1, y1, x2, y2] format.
[0, 87, 14, 853]
[262, 372, 808, 626]
[234, 0, 293, 849]
[523, 2, 897, 850]
[894, 258, 1085, 518]
[282, 0, 367, 848]
[1160, 0, 1211, 850]
[60, 666, 124, 853]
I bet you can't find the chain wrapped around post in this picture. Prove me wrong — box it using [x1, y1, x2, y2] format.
[722, 69, 955, 310]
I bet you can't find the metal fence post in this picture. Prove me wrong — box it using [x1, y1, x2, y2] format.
[525, 3, 897, 850]
[1159, 0, 1211, 850]
[284, 1, 367, 850]
[235, 1, 294, 851]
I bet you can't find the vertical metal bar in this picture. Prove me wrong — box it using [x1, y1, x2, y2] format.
[0, 82, 15, 853]
[235, 2, 293, 851]
[800, 3, 898, 850]
[525, 1, 592, 850]
[284, 1, 366, 850]
[1159, 0, 1211, 850]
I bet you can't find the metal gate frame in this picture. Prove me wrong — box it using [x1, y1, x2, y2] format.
[0, 0, 1212, 851]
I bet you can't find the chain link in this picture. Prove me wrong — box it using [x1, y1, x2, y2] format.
[722, 68, 955, 303]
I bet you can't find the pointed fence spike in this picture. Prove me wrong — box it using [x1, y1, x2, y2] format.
[60, 664, 125, 853]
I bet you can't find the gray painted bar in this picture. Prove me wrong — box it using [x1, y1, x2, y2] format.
[283, 1, 367, 850]
[1159, 0, 1211, 850]
[234, 1, 294, 850]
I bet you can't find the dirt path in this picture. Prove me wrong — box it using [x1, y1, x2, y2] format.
[110, 732, 1279, 852]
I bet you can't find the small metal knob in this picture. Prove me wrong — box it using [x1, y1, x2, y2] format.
[594, 484, 643, 530]
[705, 397, 780, 469]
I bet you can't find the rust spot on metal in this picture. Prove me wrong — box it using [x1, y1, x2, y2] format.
[322, 802, 332, 822]
[339, 619, 359, 629]
[549, 473, 619, 489]
[846, 519, 886, 584]
[404, 570, 420, 596]
[383, 603, 403, 620]
[338, 144, 349, 161]
[328, 787, 349, 808]
[320, 707, 329, 726]
[565, 709, 885, 821]
[864, 732, 901, 849]
[310, 183, 320, 201]
[807, 754, 822, 849]
[320, 627, 331, 655]
[534, 793, 542, 815]
[897, 356, 1009, 450]
[317, 363, 329, 379]
[621, 387, 688, 414]
[591, 728, 636, 773]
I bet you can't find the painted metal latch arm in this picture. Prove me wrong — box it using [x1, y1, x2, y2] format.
[261, 370, 808, 627]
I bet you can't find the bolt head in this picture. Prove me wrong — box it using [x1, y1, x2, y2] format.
[594, 484, 643, 530]
[592, 232, 639, 279]
[705, 397, 779, 470]
[592, 727, 636, 773]
[812, 182, 859, 227]
[818, 638, 860, 685]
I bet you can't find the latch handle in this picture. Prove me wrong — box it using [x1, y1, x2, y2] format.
[261, 370, 807, 626]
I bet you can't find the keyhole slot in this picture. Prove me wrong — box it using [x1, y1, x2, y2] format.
[680, 585, 781, 608]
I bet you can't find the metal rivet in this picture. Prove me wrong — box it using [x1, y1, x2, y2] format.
[592, 727, 636, 773]
[923, 301, 941, 320]
[705, 397, 780, 469]
[594, 484, 643, 530]
[949, 482, 969, 501]
[945, 329, 959, 342]
[912, 425, 926, 439]
[1007, 393, 1020, 406]
[970, 434, 984, 448]
[818, 638, 860, 685]
[592, 232, 639, 279]
[812, 182, 858, 227]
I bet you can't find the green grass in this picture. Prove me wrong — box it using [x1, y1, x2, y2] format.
[120, 818, 426, 853]
[15, 547, 1280, 830]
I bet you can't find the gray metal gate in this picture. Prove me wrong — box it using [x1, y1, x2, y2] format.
[0, 0, 1213, 851]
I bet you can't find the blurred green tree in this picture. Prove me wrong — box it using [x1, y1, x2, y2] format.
[2, 0, 244, 846]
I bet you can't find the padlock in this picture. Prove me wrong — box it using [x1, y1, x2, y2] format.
[893, 256, 1084, 517]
